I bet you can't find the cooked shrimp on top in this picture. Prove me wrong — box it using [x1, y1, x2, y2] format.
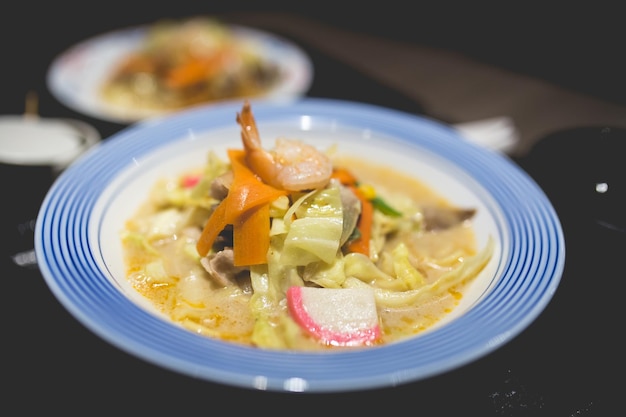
[237, 100, 332, 191]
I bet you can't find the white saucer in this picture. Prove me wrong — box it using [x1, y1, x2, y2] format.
[0, 115, 99, 170]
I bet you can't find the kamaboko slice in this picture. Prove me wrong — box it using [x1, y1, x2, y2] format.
[286, 286, 381, 347]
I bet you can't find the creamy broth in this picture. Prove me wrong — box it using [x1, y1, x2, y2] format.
[121, 153, 489, 351]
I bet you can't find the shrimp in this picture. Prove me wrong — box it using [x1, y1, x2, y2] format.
[236, 100, 332, 191]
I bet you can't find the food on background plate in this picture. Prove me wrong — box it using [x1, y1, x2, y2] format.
[120, 101, 494, 351]
[100, 17, 282, 113]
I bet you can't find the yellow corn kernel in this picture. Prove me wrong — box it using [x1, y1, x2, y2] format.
[358, 184, 376, 200]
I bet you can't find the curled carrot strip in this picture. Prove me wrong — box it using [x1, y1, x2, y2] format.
[196, 149, 288, 262]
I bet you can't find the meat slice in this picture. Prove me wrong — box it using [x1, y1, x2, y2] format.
[339, 183, 361, 246]
[200, 247, 248, 287]
[422, 206, 476, 231]
[210, 171, 233, 200]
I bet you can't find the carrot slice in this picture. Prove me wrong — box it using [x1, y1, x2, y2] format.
[330, 167, 358, 186]
[232, 203, 271, 266]
[225, 149, 287, 213]
[196, 149, 287, 258]
[196, 198, 230, 257]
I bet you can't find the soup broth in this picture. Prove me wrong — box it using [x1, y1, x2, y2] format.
[121, 151, 491, 351]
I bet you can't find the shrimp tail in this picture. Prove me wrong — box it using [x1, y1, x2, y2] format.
[237, 100, 261, 154]
[236, 100, 280, 187]
[236, 100, 332, 191]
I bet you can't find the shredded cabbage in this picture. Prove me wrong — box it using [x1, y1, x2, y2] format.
[280, 183, 344, 265]
[342, 237, 494, 308]
[122, 148, 496, 349]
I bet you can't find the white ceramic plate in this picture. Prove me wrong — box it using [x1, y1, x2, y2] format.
[46, 23, 313, 124]
[35, 98, 564, 393]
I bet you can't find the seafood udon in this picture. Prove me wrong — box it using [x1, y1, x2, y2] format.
[121, 101, 493, 351]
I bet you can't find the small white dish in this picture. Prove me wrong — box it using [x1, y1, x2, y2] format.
[35, 98, 564, 393]
[0, 115, 99, 171]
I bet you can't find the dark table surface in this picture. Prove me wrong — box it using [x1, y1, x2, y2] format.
[2, 6, 622, 416]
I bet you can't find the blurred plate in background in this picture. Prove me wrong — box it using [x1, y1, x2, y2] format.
[46, 19, 313, 124]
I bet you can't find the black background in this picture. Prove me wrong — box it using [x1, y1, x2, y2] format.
[2, 2, 623, 415]
[3, 2, 626, 118]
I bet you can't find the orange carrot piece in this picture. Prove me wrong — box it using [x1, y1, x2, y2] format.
[346, 186, 373, 256]
[225, 150, 288, 213]
[233, 203, 271, 266]
[164, 52, 226, 89]
[196, 198, 230, 257]
[196, 149, 287, 258]
[331, 167, 358, 186]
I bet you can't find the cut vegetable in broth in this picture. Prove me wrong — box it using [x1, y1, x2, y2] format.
[120, 101, 493, 351]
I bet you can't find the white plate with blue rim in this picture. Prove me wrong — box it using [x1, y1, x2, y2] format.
[46, 20, 313, 124]
[35, 97, 564, 393]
